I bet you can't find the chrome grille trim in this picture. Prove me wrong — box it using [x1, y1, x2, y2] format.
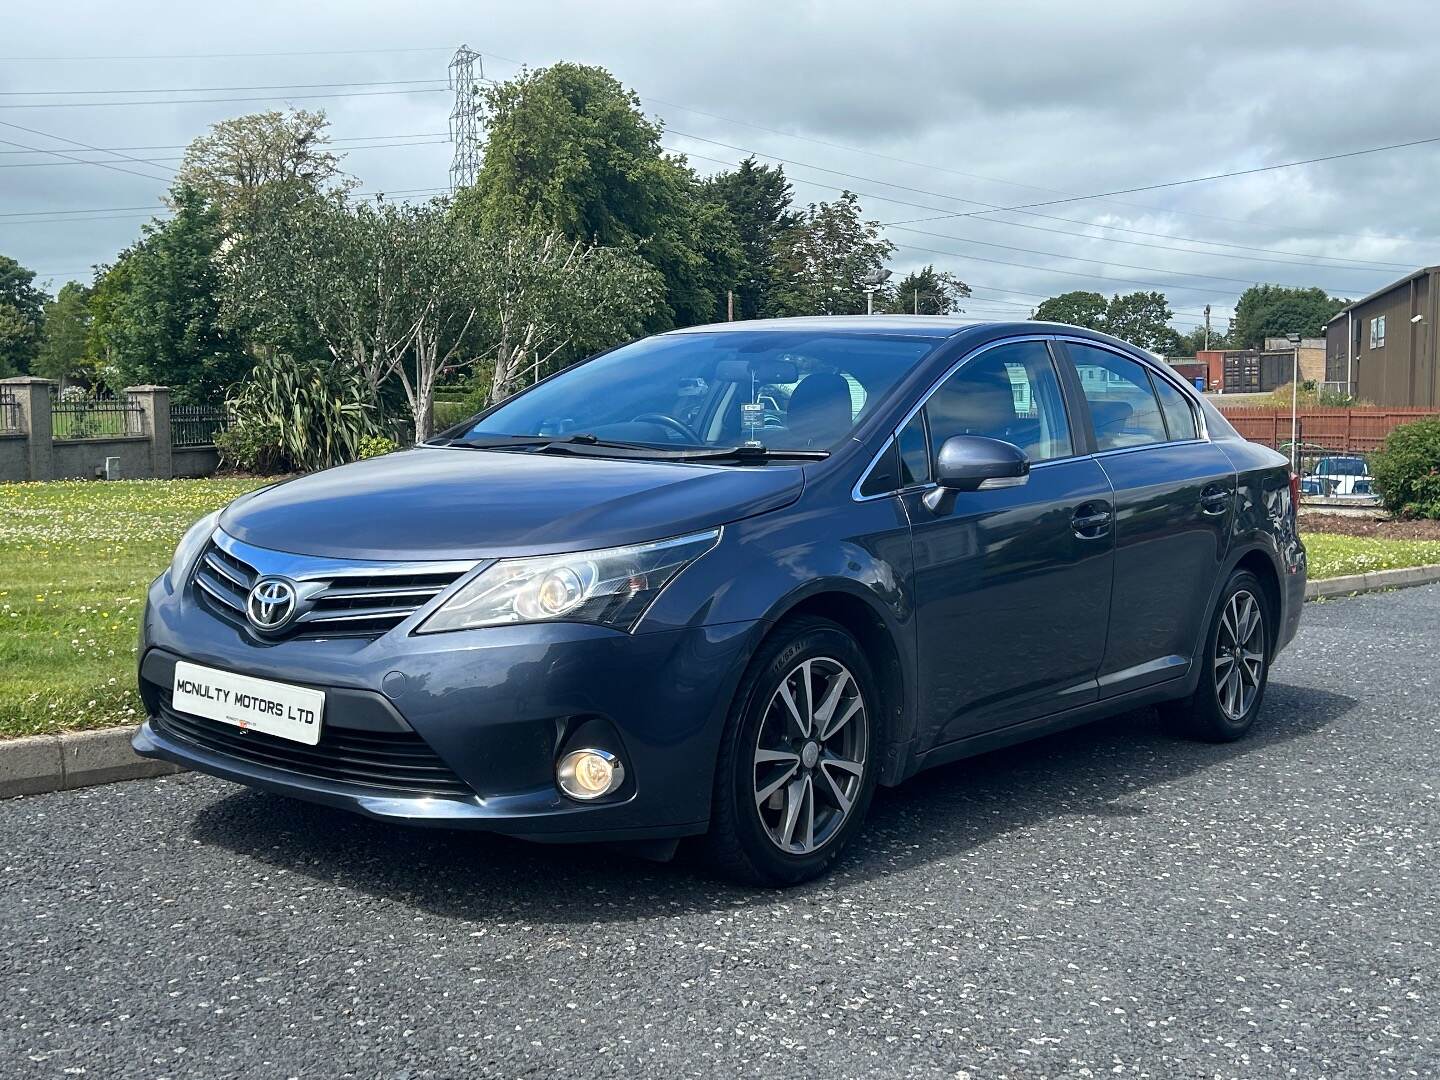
[192, 529, 480, 639]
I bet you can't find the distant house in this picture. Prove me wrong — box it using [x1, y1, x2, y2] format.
[1325, 266, 1440, 407]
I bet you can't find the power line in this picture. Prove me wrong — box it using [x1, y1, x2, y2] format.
[0, 88, 451, 109]
[671, 144, 1375, 296]
[0, 79, 447, 96]
[668, 130, 1403, 278]
[643, 91, 1430, 253]
[0, 46, 451, 61]
[0, 133, 171, 186]
[0, 117, 179, 179]
[881, 134, 1440, 228]
[0, 138, 449, 170]
[0, 131, 446, 153]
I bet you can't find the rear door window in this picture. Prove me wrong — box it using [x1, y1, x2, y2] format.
[1151, 375, 1199, 441]
[1068, 344, 1168, 451]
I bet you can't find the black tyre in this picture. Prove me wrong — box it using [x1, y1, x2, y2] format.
[702, 616, 880, 886]
[1160, 570, 1271, 743]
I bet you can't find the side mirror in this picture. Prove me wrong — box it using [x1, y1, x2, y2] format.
[922, 435, 1030, 513]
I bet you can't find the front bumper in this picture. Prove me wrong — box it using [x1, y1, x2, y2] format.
[135, 575, 762, 842]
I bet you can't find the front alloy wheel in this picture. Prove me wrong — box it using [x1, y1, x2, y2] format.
[753, 657, 868, 855]
[704, 616, 880, 886]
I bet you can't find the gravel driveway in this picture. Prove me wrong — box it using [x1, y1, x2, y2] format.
[3, 586, 1437, 1078]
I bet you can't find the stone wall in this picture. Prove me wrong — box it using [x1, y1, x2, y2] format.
[0, 378, 222, 484]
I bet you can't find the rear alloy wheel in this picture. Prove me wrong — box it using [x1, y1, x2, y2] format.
[1214, 589, 1265, 722]
[704, 617, 879, 885]
[1161, 569, 1271, 742]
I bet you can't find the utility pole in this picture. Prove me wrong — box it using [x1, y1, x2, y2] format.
[727, 290, 734, 321]
[1204, 304, 1211, 350]
[448, 45, 484, 191]
[913, 290, 920, 315]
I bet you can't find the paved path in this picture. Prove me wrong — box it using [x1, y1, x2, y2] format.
[3, 587, 1438, 1078]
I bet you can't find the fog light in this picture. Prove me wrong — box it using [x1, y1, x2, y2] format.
[556, 748, 624, 800]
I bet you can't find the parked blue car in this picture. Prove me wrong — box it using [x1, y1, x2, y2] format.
[135, 318, 1306, 885]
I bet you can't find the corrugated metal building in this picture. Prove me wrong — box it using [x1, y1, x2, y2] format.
[1325, 266, 1440, 407]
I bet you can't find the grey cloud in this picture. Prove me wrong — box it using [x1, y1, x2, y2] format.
[2, 0, 1437, 324]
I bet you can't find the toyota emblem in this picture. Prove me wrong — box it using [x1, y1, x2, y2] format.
[246, 577, 299, 632]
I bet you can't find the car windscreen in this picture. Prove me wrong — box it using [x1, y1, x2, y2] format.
[461, 331, 941, 453]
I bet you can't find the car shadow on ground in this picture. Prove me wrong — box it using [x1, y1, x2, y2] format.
[188, 680, 1355, 923]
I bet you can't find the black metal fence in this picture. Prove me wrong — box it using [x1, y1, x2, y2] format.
[0, 390, 19, 433]
[170, 404, 228, 447]
[50, 394, 143, 439]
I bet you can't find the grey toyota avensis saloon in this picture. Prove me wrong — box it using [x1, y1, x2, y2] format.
[136, 317, 1305, 885]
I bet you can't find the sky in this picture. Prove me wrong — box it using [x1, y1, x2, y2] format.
[3, 0, 1439, 334]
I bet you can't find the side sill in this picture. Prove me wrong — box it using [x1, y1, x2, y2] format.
[910, 675, 1191, 776]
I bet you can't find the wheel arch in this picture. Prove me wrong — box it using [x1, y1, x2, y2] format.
[1231, 547, 1284, 659]
[761, 583, 914, 787]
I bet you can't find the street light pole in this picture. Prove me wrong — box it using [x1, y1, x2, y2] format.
[1287, 332, 1302, 472]
[861, 268, 891, 316]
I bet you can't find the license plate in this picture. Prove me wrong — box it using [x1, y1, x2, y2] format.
[172, 661, 326, 746]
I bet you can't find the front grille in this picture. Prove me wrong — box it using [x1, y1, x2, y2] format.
[192, 534, 472, 640]
[155, 695, 472, 797]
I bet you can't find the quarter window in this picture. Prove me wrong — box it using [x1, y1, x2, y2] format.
[1151, 375, 1199, 441]
[1069, 344, 1169, 451]
[897, 411, 930, 486]
[925, 341, 1072, 463]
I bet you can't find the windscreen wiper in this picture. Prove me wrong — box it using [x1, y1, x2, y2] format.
[433, 433, 827, 463]
[664, 445, 830, 462]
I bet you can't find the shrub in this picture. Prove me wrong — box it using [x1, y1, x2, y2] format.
[223, 353, 384, 473]
[1370, 416, 1440, 518]
[215, 419, 287, 474]
[1263, 382, 1363, 409]
[355, 435, 398, 460]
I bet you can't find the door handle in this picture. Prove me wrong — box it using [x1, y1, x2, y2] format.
[1072, 503, 1112, 539]
[1200, 485, 1231, 515]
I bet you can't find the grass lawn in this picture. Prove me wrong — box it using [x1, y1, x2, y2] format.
[3, 476, 1439, 740]
[0, 478, 273, 739]
[1304, 532, 1440, 581]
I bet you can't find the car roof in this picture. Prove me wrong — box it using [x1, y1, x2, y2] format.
[664, 315, 1001, 339]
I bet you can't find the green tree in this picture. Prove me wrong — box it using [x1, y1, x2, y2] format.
[1104, 291, 1178, 352]
[1033, 290, 1107, 330]
[0, 253, 45, 376]
[455, 62, 738, 328]
[90, 187, 250, 403]
[703, 157, 799, 319]
[222, 190, 414, 400]
[176, 109, 350, 231]
[1034, 289, 1181, 351]
[479, 225, 663, 406]
[1172, 322, 1234, 356]
[225, 191, 661, 437]
[35, 281, 95, 384]
[1232, 284, 1345, 348]
[884, 265, 971, 315]
[771, 192, 895, 316]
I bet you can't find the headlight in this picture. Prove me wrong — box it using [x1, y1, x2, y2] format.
[417, 528, 721, 634]
[166, 511, 219, 590]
